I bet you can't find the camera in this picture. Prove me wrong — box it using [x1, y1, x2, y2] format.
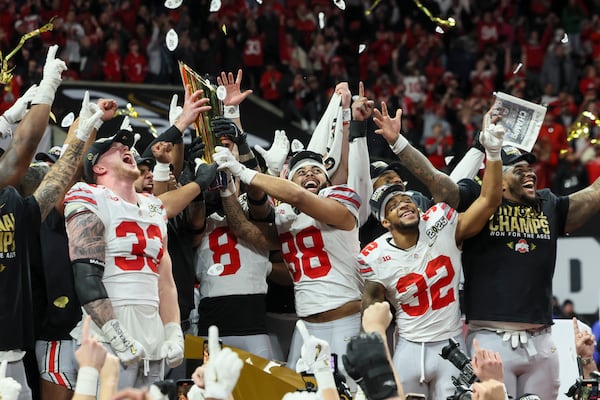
[566, 367, 600, 400]
[439, 338, 477, 400]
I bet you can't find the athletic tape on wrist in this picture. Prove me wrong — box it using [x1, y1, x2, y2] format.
[74, 366, 99, 396]
[153, 162, 171, 182]
[314, 369, 336, 390]
[239, 168, 258, 185]
[342, 108, 351, 122]
[389, 135, 408, 155]
[224, 105, 240, 119]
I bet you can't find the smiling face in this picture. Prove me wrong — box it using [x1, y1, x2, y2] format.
[290, 165, 329, 194]
[94, 142, 140, 183]
[381, 193, 419, 232]
[502, 161, 537, 206]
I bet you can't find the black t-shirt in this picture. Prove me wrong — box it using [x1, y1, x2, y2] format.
[30, 208, 82, 340]
[462, 188, 569, 325]
[168, 210, 196, 321]
[0, 187, 40, 351]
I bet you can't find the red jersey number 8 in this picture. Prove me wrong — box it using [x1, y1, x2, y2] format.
[279, 226, 332, 282]
[395, 255, 456, 317]
[208, 227, 241, 276]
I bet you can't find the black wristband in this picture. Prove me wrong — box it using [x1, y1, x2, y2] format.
[242, 157, 259, 169]
[349, 120, 368, 142]
[237, 140, 251, 155]
[247, 193, 268, 205]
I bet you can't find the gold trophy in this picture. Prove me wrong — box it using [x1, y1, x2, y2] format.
[178, 61, 226, 188]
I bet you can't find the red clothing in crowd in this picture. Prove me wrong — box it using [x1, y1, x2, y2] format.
[259, 68, 282, 102]
[102, 50, 122, 82]
[123, 52, 147, 83]
[243, 35, 265, 68]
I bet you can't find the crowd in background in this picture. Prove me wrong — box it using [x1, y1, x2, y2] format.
[2, 0, 600, 199]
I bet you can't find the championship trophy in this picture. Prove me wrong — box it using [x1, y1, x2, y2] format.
[178, 61, 226, 189]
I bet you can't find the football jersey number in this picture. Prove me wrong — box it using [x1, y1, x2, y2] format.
[114, 221, 164, 273]
[208, 227, 241, 276]
[395, 255, 455, 317]
[280, 226, 332, 282]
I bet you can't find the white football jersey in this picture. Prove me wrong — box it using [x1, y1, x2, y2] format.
[358, 203, 462, 342]
[64, 182, 168, 308]
[194, 211, 271, 298]
[275, 185, 363, 317]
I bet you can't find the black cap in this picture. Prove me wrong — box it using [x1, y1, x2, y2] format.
[141, 126, 183, 158]
[287, 150, 329, 180]
[135, 154, 156, 170]
[501, 145, 537, 166]
[370, 183, 410, 222]
[83, 130, 135, 183]
[35, 145, 62, 164]
[370, 160, 394, 180]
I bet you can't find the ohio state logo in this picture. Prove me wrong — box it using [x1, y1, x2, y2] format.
[507, 239, 536, 253]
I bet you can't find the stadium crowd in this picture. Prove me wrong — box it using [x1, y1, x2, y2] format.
[3, 1, 600, 400]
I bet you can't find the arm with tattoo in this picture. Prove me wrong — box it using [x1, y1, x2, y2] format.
[566, 177, 600, 233]
[220, 192, 280, 252]
[66, 209, 117, 326]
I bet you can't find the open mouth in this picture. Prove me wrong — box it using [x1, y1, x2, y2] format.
[122, 153, 135, 165]
[522, 178, 536, 192]
[303, 178, 320, 190]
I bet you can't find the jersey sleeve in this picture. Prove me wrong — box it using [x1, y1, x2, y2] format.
[63, 182, 101, 219]
[321, 185, 361, 221]
[357, 241, 384, 285]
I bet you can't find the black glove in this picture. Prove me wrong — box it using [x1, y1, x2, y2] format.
[342, 332, 398, 400]
[189, 136, 206, 161]
[211, 117, 247, 145]
[151, 379, 177, 400]
[194, 162, 218, 191]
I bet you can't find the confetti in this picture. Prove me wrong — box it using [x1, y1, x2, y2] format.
[435, 26, 444, 34]
[207, 263, 225, 276]
[513, 63, 523, 75]
[61, 112, 74, 127]
[318, 12, 325, 29]
[561, 33, 569, 44]
[164, 0, 183, 9]
[217, 86, 227, 101]
[166, 29, 179, 51]
[358, 43, 366, 54]
[333, 0, 345, 10]
[210, 0, 222, 12]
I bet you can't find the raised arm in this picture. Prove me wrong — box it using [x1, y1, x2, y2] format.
[455, 119, 504, 242]
[0, 45, 66, 188]
[565, 176, 600, 233]
[34, 92, 104, 220]
[373, 102, 460, 208]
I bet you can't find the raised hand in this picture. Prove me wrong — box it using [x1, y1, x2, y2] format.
[76, 91, 104, 142]
[471, 339, 504, 382]
[351, 82, 374, 122]
[2, 84, 38, 124]
[373, 102, 405, 153]
[203, 325, 244, 400]
[295, 320, 332, 374]
[33, 44, 67, 105]
[213, 146, 257, 185]
[216, 69, 253, 107]
[169, 94, 183, 126]
[254, 129, 290, 176]
[176, 85, 212, 132]
[479, 108, 504, 162]
[573, 317, 596, 360]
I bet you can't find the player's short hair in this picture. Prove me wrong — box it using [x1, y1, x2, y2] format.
[83, 130, 135, 183]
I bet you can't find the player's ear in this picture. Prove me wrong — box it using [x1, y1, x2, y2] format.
[381, 218, 391, 229]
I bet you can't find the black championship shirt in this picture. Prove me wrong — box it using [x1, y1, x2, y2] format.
[462, 188, 569, 325]
[0, 187, 41, 350]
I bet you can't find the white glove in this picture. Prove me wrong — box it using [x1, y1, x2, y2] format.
[480, 123, 505, 162]
[32, 45, 67, 105]
[219, 171, 236, 197]
[76, 91, 104, 142]
[160, 322, 184, 368]
[204, 325, 243, 400]
[0, 360, 22, 400]
[213, 146, 257, 185]
[169, 94, 183, 126]
[187, 385, 206, 400]
[295, 320, 335, 391]
[282, 391, 320, 400]
[254, 129, 290, 176]
[101, 319, 146, 366]
[3, 84, 38, 124]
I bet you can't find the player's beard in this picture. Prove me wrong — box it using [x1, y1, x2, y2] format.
[390, 218, 419, 232]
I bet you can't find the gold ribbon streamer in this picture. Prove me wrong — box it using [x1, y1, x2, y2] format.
[365, 0, 455, 28]
[115, 103, 158, 137]
[0, 17, 56, 86]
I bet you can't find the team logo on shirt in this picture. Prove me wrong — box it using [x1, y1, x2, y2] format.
[507, 239, 536, 253]
[148, 203, 162, 216]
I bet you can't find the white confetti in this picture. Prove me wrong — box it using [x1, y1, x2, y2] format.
[358, 43, 366, 54]
[255, 0, 263, 4]
[291, 138, 305, 153]
[435, 26, 444, 34]
[318, 12, 325, 29]
[207, 263, 224, 276]
[513, 62, 523, 75]
[216, 86, 227, 101]
[61, 112, 74, 128]
[165, 29, 179, 51]
[164, 0, 183, 9]
[561, 33, 569, 44]
[210, 0, 222, 12]
[333, 0, 345, 10]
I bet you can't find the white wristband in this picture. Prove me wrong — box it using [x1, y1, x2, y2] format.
[153, 161, 171, 182]
[389, 135, 408, 155]
[74, 366, 99, 396]
[239, 167, 258, 185]
[224, 105, 240, 119]
[94, 119, 104, 130]
[75, 127, 90, 142]
[342, 108, 351, 122]
[485, 149, 501, 162]
[314, 368, 336, 391]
